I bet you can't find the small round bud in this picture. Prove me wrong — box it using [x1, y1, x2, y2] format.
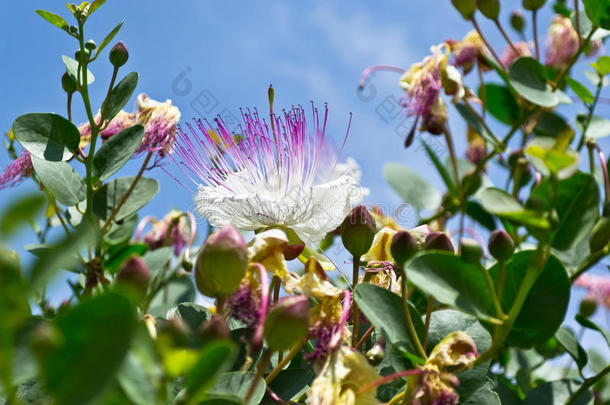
[341, 205, 376, 257]
[460, 238, 483, 264]
[579, 297, 597, 317]
[74, 49, 83, 62]
[195, 224, 248, 298]
[510, 10, 526, 33]
[199, 315, 231, 345]
[451, 0, 477, 20]
[181, 258, 193, 272]
[390, 231, 419, 266]
[535, 336, 559, 358]
[116, 256, 151, 297]
[424, 232, 455, 253]
[109, 41, 129, 67]
[488, 230, 515, 261]
[85, 39, 97, 50]
[264, 295, 310, 352]
[589, 216, 610, 252]
[522, 0, 546, 10]
[366, 339, 385, 366]
[477, 0, 500, 20]
[61, 72, 77, 94]
[69, 25, 78, 35]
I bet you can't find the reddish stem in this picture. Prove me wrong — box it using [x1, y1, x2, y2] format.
[357, 369, 422, 396]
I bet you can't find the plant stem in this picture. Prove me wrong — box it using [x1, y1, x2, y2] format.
[355, 325, 376, 349]
[482, 263, 505, 319]
[570, 245, 609, 282]
[245, 349, 273, 403]
[423, 296, 434, 349]
[497, 261, 506, 302]
[577, 78, 603, 151]
[472, 16, 504, 68]
[351, 255, 360, 347]
[565, 364, 610, 405]
[265, 340, 305, 384]
[495, 19, 519, 55]
[574, 0, 581, 43]
[358, 369, 421, 397]
[587, 143, 595, 175]
[477, 63, 487, 119]
[100, 66, 118, 126]
[67, 92, 73, 122]
[533, 10, 540, 60]
[400, 268, 427, 359]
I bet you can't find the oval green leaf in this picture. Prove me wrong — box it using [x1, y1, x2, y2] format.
[584, 0, 610, 30]
[93, 176, 158, 221]
[479, 187, 550, 229]
[62, 55, 95, 85]
[478, 83, 522, 125]
[509, 57, 558, 107]
[104, 72, 139, 122]
[13, 113, 80, 161]
[32, 156, 86, 206]
[383, 162, 441, 210]
[93, 125, 144, 181]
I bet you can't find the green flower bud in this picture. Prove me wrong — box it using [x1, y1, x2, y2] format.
[477, 0, 500, 20]
[116, 256, 151, 298]
[390, 231, 419, 266]
[510, 10, 526, 32]
[451, 0, 477, 20]
[109, 41, 129, 67]
[460, 238, 483, 264]
[195, 224, 248, 298]
[366, 339, 385, 366]
[589, 216, 610, 252]
[579, 297, 597, 318]
[61, 72, 77, 94]
[264, 295, 310, 352]
[488, 230, 514, 261]
[535, 336, 559, 358]
[522, 0, 546, 10]
[424, 232, 455, 253]
[341, 205, 376, 257]
[85, 39, 97, 50]
[199, 314, 231, 345]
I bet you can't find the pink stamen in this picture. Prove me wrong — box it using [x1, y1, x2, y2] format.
[358, 65, 406, 89]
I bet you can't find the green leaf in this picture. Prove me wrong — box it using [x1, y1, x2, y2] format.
[61, 55, 95, 85]
[406, 252, 495, 321]
[103, 72, 139, 122]
[454, 102, 500, 146]
[523, 379, 593, 405]
[354, 283, 425, 359]
[0, 194, 46, 237]
[426, 310, 493, 401]
[93, 125, 144, 181]
[94, 21, 124, 59]
[13, 113, 80, 161]
[183, 341, 237, 403]
[264, 369, 313, 404]
[462, 378, 501, 405]
[556, 327, 588, 370]
[117, 350, 157, 405]
[421, 139, 457, 196]
[383, 163, 441, 210]
[149, 275, 195, 309]
[533, 111, 573, 139]
[478, 83, 522, 125]
[592, 55, 610, 75]
[479, 188, 550, 229]
[525, 137, 579, 179]
[142, 247, 173, 277]
[566, 77, 595, 104]
[105, 243, 148, 273]
[489, 251, 570, 347]
[575, 314, 610, 346]
[509, 57, 558, 107]
[35, 10, 70, 33]
[104, 213, 138, 245]
[85, 0, 105, 16]
[465, 200, 496, 231]
[93, 176, 159, 221]
[528, 172, 599, 250]
[207, 371, 266, 405]
[31, 157, 85, 206]
[176, 303, 212, 335]
[576, 114, 610, 139]
[584, 0, 610, 30]
[38, 292, 135, 405]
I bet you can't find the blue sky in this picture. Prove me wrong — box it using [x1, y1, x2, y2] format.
[1, 1, 609, 366]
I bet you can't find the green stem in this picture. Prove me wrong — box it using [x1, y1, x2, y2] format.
[497, 260, 506, 302]
[423, 296, 434, 349]
[565, 364, 610, 405]
[100, 66, 119, 129]
[495, 19, 519, 55]
[482, 263, 505, 319]
[264, 340, 305, 384]
[587, 143, 595, 175]
[67, 92, 73, 122]
[245, 349, 273, 403]
[472, 16, 504, 69]
[400, 268, 427, 359]
[351, 256, 360, 347]
[533, 10, 540, 60]
[570, 245, 609, 282]
[577, 78, 603, 151]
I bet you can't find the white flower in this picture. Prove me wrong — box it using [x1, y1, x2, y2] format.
[171, 105, 368, 243]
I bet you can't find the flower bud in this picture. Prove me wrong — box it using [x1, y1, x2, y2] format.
[390, 231, 419, 266]
[366, 339, 386, 366]
[195, 224, 248, 298]
[85, 39, 96, 50]
[451, 0, 477, 19]
[522, 0, 546, 10]
[116, 256, 151, 297]
[264, 295, 310, 352]
[535, 336, 560, 358]
[109, 41, 129, 67]
[488, 230, 515, 261]
[460, 238, 483, 264]
[510, 10, 526, 33]
[199, 314, 231, 345]
[61, 72, 77, 94]
[424, 232, 455, 253]
[341, 205, 376, 257]
[589, 216, 610, 252]
[477, 0, 500, 20]
[579, 297, 597, 317]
